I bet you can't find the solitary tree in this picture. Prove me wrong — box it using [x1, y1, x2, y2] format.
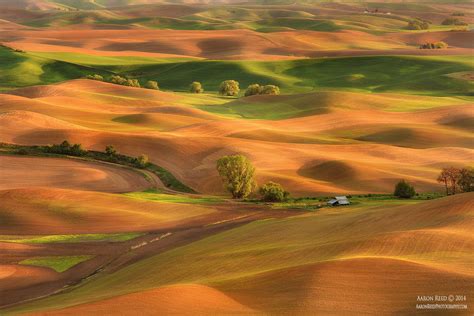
[219, 80, 240, 96]
[394, 180, 416, 198]
[190, 81, 204, 93]
[259, 181, 289, 202]
[244, 84, 263, 97]
[457, 167, 474, 192]
[145, 80, 159, 90]
[216, 154, 256, 199]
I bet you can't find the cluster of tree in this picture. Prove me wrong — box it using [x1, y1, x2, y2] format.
[44, 140, 86, 156]
[437, 167, 473, 195]
[442, 17, 467, 25]
[407, 19, 429, 30]
[110, 75, 141, 88]
[216, 154, 289, 202]
[86, 74, 159, 90]
[394, 180, 416, 198]
[452, 12, 464, 16]
[86, 74, 104, 81]
[104, 145, 148, 169]
[419, 41, 448, 49]
[244, 84, 280, 97]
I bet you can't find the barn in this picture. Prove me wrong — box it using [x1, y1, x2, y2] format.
[327, 196, 350, 206]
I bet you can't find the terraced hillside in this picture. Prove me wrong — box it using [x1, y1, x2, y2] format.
[0, 0, 472, 315]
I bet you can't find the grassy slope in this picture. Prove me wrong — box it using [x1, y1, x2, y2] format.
[6, 193, 473, 314]
[2, 47, 472, 96]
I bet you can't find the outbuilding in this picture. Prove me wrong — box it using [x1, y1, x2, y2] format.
[327, 196, 350, 206]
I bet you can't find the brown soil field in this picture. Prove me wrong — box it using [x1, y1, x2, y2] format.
[0, 155, 152, 193]
[1, 80, 472, 196]
[1, 29, 472, 59]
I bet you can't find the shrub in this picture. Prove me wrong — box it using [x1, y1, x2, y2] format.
[444, 17, 463, 25]
[259, 181, 289, 202]
[244, 84, 263, 97]
[86, 74, 104, 81]
[144, 80, 159, 90]
[261, 85, 280, 95]
[216, 154, 256, 199]
[190, 81, 204, 93]
[219, 80, 240, 96]
[394, 180, 416, 198]
[407, 19, 429, 30]
[17, 148, 28, 155]
[442, 17, 467, 25]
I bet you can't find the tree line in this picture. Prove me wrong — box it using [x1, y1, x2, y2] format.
[216, 154, 473, 202]
[86, 75, 280, 98]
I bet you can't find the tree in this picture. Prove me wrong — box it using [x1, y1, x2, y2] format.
[145, 80, 159, 90]
[259, 181, 289, 202]
[457, 167, 474, 193]
[437, 167, 461, 195]
[261, 85, 280, 95]
[216, 154, 256, 199]
[394, 180, 416, 198]
[110, 75, 128, 85]
[126, 79, 141, 88]
[442, 17, 467, 25]
[219, 80, 240, 96]
[244, 84, 262, 97]
[105, 145, 117, 156]
[135, 154, 149, 168]
[190, 81, 204, 93]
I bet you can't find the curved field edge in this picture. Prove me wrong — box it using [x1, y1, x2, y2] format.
[0, 143, 195, 193]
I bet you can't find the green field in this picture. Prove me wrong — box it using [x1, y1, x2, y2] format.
[1, 47, 473, 97]
[19, 255, 94, 273]
[0, 233, 143, 244]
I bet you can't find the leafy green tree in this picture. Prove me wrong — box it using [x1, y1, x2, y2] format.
[244, 84, 263, 97]
[394, 180, 416, 198]
[145, 80, 159, 90]
[135, 154, 149, 168]
[219, 80, 240, 96]
[457, 167, 474, 193]
[261, 85, 280, 95]
[259, 181, 289, 202]
[190, 81, 204, 93]
[216, 154, 256, 198]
